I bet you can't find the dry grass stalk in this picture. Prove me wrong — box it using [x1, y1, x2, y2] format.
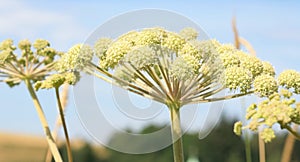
[45, 84, 70, 162]
[232, 16, 263, 162]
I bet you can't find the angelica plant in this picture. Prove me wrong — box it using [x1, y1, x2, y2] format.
[0, 39, 83, 162]
[58, 27, 299, 162]
[0, 39, 64, 162]
[34, 44, 91, 162]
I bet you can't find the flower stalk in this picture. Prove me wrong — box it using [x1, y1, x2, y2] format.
[25, 79, 63, 162]
[45, 84, 70, 162]
[55, 87, 73, 162]
[169, 103, 184, 162]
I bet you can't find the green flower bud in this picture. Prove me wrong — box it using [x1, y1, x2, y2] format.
[0, 39, 16, 51]
[35, 72, 80, 90]
[225, 66, 252, 93]
[262, 61, 275, 76]
[278, 70, 300, 94]
[261, 128, 275, 143]
[0, 50, 14, 64]
[253, 74, 278, 97]
[38, 47, 56, 58]
[94, 38, 112, 60]
[179, 27, 198, 41]
[35, 74, 66, 90]
[65, 72, 80, 85]
[233, 121, 243, 136]
[291, 105, 300, 124]
[123, 46, 157, 69]
[18, 39, 31, 51]
[33, 39, 50, 50]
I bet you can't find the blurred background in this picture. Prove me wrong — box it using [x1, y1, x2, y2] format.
[1, 0, 300, 161]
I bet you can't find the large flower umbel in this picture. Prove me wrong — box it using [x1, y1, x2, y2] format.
[82, 27, 275, 107]
[62, 27, 281, 162]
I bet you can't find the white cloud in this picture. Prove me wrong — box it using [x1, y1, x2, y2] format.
[0, 0, 88, 50]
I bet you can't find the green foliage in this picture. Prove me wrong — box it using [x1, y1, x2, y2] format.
[106, 120, 245, 162]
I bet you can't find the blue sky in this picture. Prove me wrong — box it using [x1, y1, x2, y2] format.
[0, 0, 300, 143]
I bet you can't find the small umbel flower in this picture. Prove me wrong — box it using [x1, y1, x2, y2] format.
[56, 44, 93, 72]
[234, 89, 300, 142]
[179, 27, 199, 41]
[0, 39, 59, 87]
[278, 70, 300, 94]
[260, 128, 276, 143]
[253, 74, 278, 97]
[94, 38, 113, 60]
[262, 61, 275, 76]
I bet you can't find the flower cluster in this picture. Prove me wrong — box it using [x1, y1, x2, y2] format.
[0, 38, 91, 90]
[56, 44, 93, 72]
[122, 46, 158, 70]
[35, 72, 80, 90]
[94, 38, 113, 60]
[224, 66, 252, 93]
[36, 43, 94, 90]
[278, 70, 300, 94]
[253, 74, 278, 97]
[170, 55, 198, 80]
[262, 61, 275, 76]
[234, 89, 300, 142]
[90, 27, 285, 106]
[0, 39, 59, 87]
[179, 27, 198, 41]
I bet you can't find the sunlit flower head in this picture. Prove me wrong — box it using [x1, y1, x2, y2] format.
[278, 70, 300, 94]
[57, 44, 93, 72]
[179, 27, 198, 41]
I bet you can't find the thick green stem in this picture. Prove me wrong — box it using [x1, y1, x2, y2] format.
[169, 104, 184, 162]
[245, 131, 252, 162]
[55, 87, 73, 162]
[24, 79, 63, 162]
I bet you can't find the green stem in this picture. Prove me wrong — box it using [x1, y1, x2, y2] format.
[24, 79, 63, 162]
[55, 87, 73, 162]
[284, 125, 300, 140]
[245, 131, 252, 162]
[169, 104, 184, 162]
